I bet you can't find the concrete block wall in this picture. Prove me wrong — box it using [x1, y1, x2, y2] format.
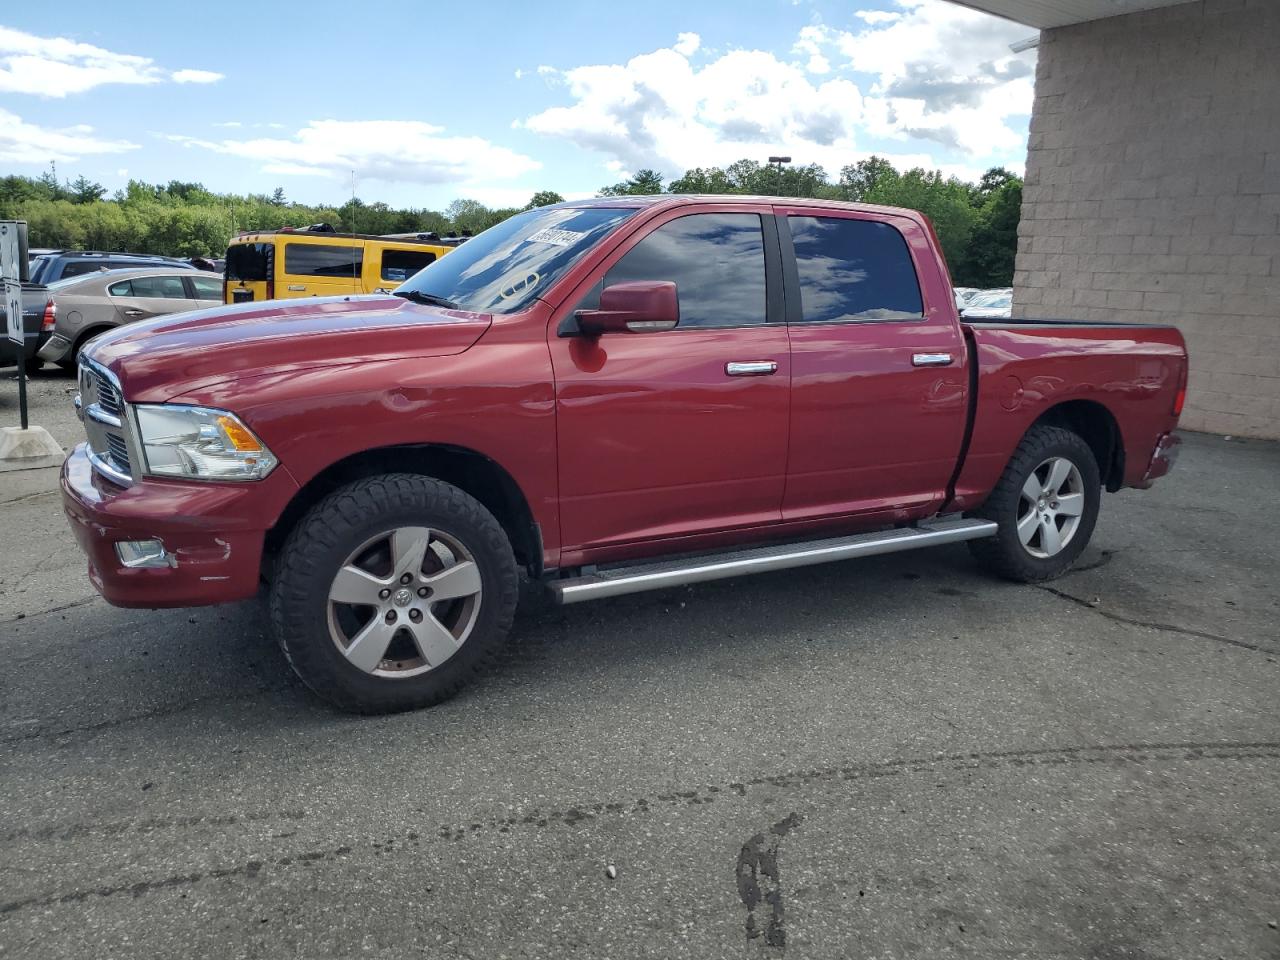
[1015, 0, 1280, 438]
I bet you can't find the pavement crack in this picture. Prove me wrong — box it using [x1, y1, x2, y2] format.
[429, 739, 1280, 842]
[0, 842, 351, 916]
[1034, 584, 1277, 656]
[0, 596, 97, 626]
[1, 683, 293, 745]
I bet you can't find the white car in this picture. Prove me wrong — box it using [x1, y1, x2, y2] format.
[960, 289, 1013, 320]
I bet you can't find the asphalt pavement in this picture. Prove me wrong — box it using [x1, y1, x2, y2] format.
[2, 366, 1278, 959]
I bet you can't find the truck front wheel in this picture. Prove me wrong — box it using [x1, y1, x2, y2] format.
[270, 474, 518, 713]
[968, 424, 1101, 582]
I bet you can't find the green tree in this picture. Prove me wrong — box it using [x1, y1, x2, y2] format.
[598, 168, 665, 196]
[526, 190, 565, 209]
[269, 187, 287, 206]
[838, 156, 896, 201]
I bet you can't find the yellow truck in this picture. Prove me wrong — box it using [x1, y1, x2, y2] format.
[223, 227, 459, 304]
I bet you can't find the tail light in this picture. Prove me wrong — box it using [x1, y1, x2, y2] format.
[1172, 362, 1188, 416]
[266, 279, 275, 300]
[41, 299, 56, 332]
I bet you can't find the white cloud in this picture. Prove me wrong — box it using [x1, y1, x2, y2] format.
[673, 32, 701, 57]
[0, 108, 137, 163]
[174, 119, 541, 189]
[172, 68, 223, 84]
[519, 1, 1033, 178]
[213, 120, 242, 128]
[793, 26, 831, 75]
[0, 26, 223, 97]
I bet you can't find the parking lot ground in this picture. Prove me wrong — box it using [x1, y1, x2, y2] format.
[2, 367, 1278, 959]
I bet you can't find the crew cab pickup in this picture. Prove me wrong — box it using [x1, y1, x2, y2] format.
[61, 196, 1187, 713]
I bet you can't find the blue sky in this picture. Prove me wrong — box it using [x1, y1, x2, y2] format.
[0, 0, 1036, 210]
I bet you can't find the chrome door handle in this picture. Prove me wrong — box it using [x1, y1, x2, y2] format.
[122, 309, 144, 317]
[725, 361, 778, 377]
[912, 353, 953, 367]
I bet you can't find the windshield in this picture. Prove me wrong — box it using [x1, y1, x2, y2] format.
[28, 255, 52, 284]
[396, 206, 638, 314]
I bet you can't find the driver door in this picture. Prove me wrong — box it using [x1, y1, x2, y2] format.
[548, 205, 790, 563]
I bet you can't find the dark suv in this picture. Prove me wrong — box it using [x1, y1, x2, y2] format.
[28, 251, 193, 285]
[3, 253, 195, 372]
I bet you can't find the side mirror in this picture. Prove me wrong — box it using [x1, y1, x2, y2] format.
[575, 281, 678, 336]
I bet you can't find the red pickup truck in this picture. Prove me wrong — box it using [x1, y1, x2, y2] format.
[62, 196, 1187, 713]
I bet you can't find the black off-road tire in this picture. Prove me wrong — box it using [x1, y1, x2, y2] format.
[270, 474, 518, 713]
[968, 424, 1101, 582]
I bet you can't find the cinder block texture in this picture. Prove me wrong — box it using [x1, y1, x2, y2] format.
[1015, 0, 1280, 438]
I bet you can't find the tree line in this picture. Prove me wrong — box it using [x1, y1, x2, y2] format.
[1, 157, 1020, 287]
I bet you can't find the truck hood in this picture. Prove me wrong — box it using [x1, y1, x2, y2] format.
[87, 294, 492, 401]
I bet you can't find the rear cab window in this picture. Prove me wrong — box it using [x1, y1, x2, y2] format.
[787, 216, 924, 322]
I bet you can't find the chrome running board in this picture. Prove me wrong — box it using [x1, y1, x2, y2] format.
[548, 516, 997, 605]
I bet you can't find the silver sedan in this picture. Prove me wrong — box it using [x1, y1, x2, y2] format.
[36, 268, 223, 367]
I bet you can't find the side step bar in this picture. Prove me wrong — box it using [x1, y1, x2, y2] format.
[549, 516, 997, 605]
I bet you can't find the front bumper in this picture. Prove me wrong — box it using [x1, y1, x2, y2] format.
[60, 443, 296, 608]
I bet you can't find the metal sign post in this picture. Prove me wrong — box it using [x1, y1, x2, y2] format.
[0, 220, 62, 469]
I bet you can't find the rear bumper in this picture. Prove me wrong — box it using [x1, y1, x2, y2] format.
[1136, 431, 1181, 487]
[38, 334, 72, 363]
[60, 443, 296, 608]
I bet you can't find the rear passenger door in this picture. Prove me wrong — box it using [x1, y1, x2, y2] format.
[108, 274, 197, 323]
[778, 208, 968, 523]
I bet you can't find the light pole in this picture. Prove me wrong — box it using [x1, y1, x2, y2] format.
[767, 155, 791, 196]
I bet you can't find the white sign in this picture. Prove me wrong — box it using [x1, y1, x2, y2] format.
[3, 280, 20, 347]
[0, 221, 22, 346]
[526, 227, 585, 247]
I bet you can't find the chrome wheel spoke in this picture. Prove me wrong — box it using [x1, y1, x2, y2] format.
[391, 527, 432, 579]
[1045, 458, 1072, 496]
[1017, 509, 1039, 546]
[329, 565, 388, 605]
[1021, 473, 1043, 502]
[423, 560, 481, 601]
[1056, 492, 1085, 517]
[408, 613, 461, 666]
[1039, 517, 1063, 556]
[343, 617, 397, 673]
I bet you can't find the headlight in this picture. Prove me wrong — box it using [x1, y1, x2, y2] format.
[134, 404, 278, 481]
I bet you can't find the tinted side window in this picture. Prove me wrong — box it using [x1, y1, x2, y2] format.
[129, 276, 188, 299]
[788, 217, 923, 323]
[381, 249, 436, 282]
[284, 243, 363, 278]
[605, 213, 767, 328]
[191, 277, 222, 300]
[60, 261, 105, 279]
[107, 280, 133, 297]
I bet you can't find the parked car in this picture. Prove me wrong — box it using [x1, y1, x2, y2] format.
[0, 282, 46, 373]
[36, 268, 223, 369]
[224, 228, 454, 305]
[28, 251, 195, 286]
[953, 286, 981, 305]
[62, 195, 1187, 714]
[961, 289, 1013, 319]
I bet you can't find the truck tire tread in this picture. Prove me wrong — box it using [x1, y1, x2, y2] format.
[269, 473, 518, 713]
[968, 424, 1101, 583]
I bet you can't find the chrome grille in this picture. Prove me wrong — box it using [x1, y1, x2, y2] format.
[104, 433, 131, 475]
[77, 358, 135, 486]
[90, 366, 123, 418]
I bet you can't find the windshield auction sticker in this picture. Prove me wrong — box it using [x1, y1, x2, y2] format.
[526, 228, 584, 247]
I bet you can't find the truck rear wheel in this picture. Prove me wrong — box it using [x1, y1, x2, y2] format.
[968, 424, 1101, 582]
[270, 474, 518, 713]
